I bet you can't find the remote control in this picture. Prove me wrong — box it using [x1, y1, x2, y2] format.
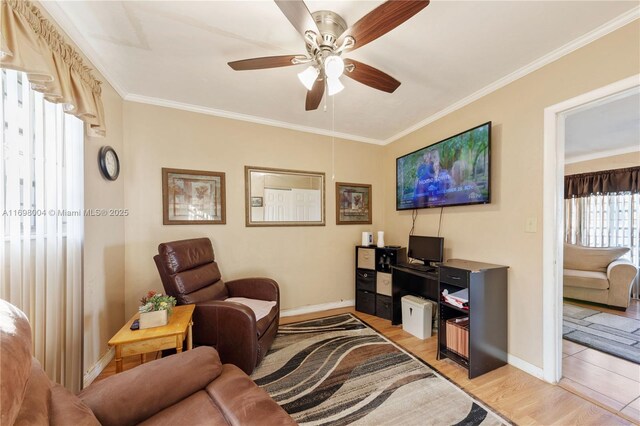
[130, 319, 140, 330]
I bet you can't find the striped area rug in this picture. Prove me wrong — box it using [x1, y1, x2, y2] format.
[252, 314, 507, 425]
[563, 303, 640, 364]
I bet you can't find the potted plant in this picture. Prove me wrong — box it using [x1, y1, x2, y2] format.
[138, 290, 177, 329]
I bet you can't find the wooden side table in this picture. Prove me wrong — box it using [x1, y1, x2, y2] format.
[108, 304, 196, 373]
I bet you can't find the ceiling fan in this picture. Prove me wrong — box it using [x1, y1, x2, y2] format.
[228, 0, 430, 111]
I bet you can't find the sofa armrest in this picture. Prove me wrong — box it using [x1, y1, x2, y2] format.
[606, 260, 638, 309]
[79, 347, 222, 426]
[226, 278, 279, 303]
[194, 301, 259, 374]
[207, 364, 297, 426]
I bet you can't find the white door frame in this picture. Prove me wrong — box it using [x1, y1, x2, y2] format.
[541, 74, 640, 383]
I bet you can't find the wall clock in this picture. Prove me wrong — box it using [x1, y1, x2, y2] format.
[99, 146, 120, 181]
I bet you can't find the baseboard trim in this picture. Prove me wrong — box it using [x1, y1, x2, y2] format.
[508, 353, 544, 380]
[281, 299, 355, 318]
[83, 347, 114, 388]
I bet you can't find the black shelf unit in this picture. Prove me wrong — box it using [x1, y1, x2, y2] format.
[437, 259, 508, 379]
[355, 245, 406, 320]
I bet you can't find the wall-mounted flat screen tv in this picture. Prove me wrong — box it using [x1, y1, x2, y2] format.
[396, 121, 491, 210]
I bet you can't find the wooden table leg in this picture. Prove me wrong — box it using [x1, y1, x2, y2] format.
[187, 320, 193, 350]
[176, 334, 183, 354]
[140, 353, 145, 364]
[115, 346, 123, 373]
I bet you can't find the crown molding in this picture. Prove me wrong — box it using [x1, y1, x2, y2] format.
[124, 94, 385, 145]
[39, 1, 129, 99]
[383, 7, 640, 145]
[565, 145, 640, 164]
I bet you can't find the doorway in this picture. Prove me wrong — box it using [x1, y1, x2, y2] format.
[542, 75, 640, 420]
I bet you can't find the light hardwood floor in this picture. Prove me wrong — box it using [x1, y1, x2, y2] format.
[560, 300, 640, 424]
[97, 307, 634, 425]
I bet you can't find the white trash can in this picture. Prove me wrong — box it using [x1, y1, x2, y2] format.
[401, 295, 436, 339]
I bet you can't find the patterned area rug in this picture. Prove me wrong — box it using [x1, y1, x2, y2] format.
[563, 303, 640, 364]
[251, 314, 507, 425]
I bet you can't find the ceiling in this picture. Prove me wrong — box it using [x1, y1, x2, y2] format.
[565, 88, 640, 162]
[43, 1, 639, 144]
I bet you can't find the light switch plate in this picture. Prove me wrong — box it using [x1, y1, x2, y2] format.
[525, 217, 538, 233]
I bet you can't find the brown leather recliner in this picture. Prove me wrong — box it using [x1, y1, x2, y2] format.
[154, 238, 280, 374]
[0, 298, 295, 426]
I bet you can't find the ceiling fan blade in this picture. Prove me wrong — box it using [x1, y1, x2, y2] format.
[305, 78, 325, 111]
[343, 59, 401, 93]
[228, 55, 307, 71]
[336, 0, 429, 52]
[274, 0, 320, 43]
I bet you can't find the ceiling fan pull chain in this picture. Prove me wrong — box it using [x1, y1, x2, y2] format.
[331, 95, 336, 181]
[323, 79, 328, 112]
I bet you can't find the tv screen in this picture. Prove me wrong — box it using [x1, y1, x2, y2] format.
[408, 235, 443, 265]
[396, 122, 491, 210]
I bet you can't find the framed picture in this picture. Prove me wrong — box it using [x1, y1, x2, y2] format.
[336, 182, 372, 225]
[162, 168, 226, 225]
[251, 196, 263, 207]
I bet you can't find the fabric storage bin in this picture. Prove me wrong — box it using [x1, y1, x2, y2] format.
[376, 272, 392, 296]
[357, 248, 375, 270]
[445, 317, 469, 358]
[356, 290, 375, 315]
[356, 269, 376, 292]
[376, 295, 392, 320]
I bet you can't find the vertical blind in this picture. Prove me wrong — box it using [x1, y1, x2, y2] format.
[1, 68, 84, 392]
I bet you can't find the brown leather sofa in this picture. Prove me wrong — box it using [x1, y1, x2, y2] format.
[0, 298, 295, 426]
[154, 238, 280, 374]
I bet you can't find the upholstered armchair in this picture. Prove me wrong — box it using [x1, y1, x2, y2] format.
[154, 238, 280, 374]
[563, 243, 638, 310]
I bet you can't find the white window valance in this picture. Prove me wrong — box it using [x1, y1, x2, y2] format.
[1, 0, 106, 137]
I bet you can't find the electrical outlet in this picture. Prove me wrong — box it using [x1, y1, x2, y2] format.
[525, 217, 537, 233]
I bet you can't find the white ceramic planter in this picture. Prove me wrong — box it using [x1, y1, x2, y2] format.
[139, 309, 168, 329]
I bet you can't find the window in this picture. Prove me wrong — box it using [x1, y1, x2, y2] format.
[1, 68, 84, 391]
[566, 193, 639, 265]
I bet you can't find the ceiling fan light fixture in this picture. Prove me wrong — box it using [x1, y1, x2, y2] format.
[298, 65, 319, 91]
[327, 77, 344, 96]
[324, 55, 344, 79]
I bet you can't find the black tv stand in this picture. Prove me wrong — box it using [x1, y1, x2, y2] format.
[390, 265, 439, 325]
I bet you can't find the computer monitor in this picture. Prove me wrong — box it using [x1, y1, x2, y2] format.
[408, 235, 444, 266]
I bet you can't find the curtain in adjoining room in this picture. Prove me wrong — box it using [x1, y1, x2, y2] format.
[1, 69, 84, 392]
[0, 0, 106, 136]
[565, 167, 640, 299]
[565, 167, 639, 198]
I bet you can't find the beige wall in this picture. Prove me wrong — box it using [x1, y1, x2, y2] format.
[122, 102, 383, 316]
[565, 151, 640, 175]
[381, 21, 639, 369]
[83, 80, 125, 375]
